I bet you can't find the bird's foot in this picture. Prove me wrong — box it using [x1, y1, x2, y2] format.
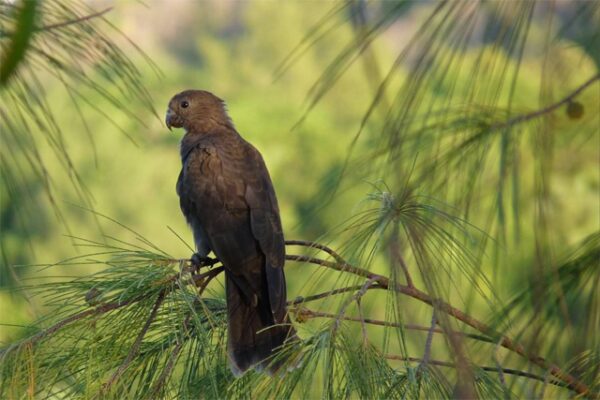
[191, 253, 218, 273]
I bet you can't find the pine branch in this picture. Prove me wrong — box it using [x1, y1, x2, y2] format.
[492, 73, 600, 130]
[0, 260, 210, 357]
[2, 240, 594, 398]
[0, 293, 149, 357]
[285, 241, 595, 397]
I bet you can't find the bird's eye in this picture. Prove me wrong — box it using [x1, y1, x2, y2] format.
[181, 101, 189, 108]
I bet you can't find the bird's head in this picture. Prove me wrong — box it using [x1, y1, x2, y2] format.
[165, 90, 231, 133]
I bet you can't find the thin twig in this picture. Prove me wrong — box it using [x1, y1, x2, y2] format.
[285, 254, 387, 284]
[389, 228, 414, 287]
[333, 278, 378, 333]
[150, 339, 185, 397]
[36, 8, 113, 32]
[421, 311, 437, 368]
[383, 355, 567, 389]
[494, 338, 508, 392]
[150, 313, 192, 398]
[493, 73, 600, 130]
[288, 284, 385, 305]
[355, 295, 369, 346]
[285, 239, 345, 264]
[291, 308, 493, 343]
[193, 266, 225, 294]
[100, 290, 166, 396]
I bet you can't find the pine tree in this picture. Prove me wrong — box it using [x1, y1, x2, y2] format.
[1, 1, 598, 399]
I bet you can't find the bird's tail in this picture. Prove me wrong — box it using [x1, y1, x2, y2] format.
[225, 273, 295, 376]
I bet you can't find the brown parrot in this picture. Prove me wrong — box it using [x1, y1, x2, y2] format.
[165, 90, 294, 375]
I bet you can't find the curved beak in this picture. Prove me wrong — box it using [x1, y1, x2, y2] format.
[165, 108, 175, 131]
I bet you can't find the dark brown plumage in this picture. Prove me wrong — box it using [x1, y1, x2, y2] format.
[166, 90, 293, 375]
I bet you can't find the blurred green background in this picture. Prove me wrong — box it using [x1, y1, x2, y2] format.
[1, 1, 599, 397]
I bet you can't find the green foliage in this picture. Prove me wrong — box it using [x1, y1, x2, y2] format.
[4, 224, 582, 398]
[1, 1, 599, 399]
[0, 0, 159, 286]
[0, 236, 470, 398]
[0, 235, 229, 399]
[494, 232, 600, 367]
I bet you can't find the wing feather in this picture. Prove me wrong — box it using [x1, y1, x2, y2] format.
[178, 135, 286, 322]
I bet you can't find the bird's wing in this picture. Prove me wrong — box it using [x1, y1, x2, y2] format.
[243, 147, 286, 322]
[179, 138, 286, 321]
